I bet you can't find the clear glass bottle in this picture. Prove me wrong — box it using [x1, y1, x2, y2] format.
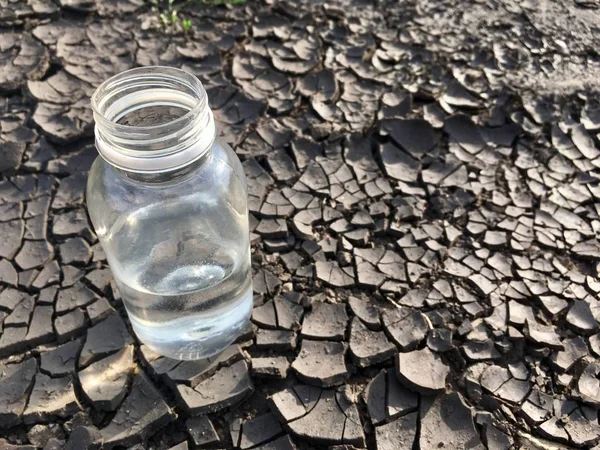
[87, 66, 252, 360]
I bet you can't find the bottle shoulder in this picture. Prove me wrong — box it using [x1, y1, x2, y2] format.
[86, 139, 246, 217]
[212, 139, 247, 189]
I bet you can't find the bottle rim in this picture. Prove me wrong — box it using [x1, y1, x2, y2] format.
[91, 66, 215, 174]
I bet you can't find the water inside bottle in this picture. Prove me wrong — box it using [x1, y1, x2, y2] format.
[115, 246, 253, 361]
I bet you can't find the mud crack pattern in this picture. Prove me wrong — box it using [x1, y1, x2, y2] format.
[1, 0, 600, 449]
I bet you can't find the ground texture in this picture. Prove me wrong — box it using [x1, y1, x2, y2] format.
[1, 0, 600, 449]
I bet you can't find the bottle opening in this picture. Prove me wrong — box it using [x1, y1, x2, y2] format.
[117, 105, 190, 127]
[91, 66, 215, 173]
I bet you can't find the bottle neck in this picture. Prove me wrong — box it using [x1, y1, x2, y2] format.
[115, 149, 212, 184]
[91, 66, 216, 175]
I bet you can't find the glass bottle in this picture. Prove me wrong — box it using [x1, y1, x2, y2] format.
[87, 66, 252, 360]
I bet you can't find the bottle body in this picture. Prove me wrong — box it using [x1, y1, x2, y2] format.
[86, 67, 252, 360]
[87, 140, 252, 360]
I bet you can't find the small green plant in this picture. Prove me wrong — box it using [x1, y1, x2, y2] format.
[150, 0, 178, 29]
[149, 0, 247, 32]
[182, 17, 193, 32]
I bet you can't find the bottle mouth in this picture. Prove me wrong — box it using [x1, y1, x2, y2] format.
[91, 66, 215, 173]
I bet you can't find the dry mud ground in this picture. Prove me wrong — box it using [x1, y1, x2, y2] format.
[1, 0, 600, 449]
